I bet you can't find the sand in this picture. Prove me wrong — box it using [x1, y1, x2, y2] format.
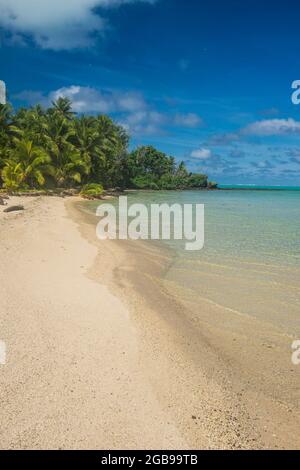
[0, 196, 299, 450]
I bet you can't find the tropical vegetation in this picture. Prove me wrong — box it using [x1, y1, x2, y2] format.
[0, 98, 215, 194]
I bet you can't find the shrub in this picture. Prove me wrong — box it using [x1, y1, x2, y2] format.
[1, 161, 26, 192]
[131, 175, 159, 190]
[208, 181, 218, 189]
[80, 183, 104, 199]
[187, 174, 208, 188]
[158, 174, 178, 190]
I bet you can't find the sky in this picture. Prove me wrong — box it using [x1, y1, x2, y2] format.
[1, 0, 300, 185]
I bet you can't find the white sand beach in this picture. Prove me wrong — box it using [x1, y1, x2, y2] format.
[0, 196, 299, 450]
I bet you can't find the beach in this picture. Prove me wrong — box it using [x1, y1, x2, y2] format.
[0, 195, 299, 449]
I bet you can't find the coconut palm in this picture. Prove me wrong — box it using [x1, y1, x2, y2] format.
[0, 98, 209, 193]
[71, 116, 102, 175]
[43, 112, 89, 186]
[49, 143, 90, 187]
[51, 97, 75, 120]
[0, 104, 21, 144]
[44, 112, 75, 153]
[15, 106, 48, 146]
[1, 161, 24, 191]
[88, 115, 127, 186]
[2, 138, 51, 190]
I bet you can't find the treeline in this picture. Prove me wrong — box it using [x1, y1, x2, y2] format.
[0, 97, 216, 195]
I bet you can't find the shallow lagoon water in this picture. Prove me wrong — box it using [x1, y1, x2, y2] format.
[86, 189, 300, 336]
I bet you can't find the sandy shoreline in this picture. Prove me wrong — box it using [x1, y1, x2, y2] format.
[0, 196, 299, 449]
[0, 196, 189, 449]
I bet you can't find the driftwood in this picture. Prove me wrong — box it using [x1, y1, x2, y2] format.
[3, 205, 24, 213]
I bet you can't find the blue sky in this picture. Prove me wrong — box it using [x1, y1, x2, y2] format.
[1, 0, 300, 184]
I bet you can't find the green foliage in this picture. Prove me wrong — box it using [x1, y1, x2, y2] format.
[80, 183, 104, 198]
[158, 174, 180, 190]
[51, 97, 75, 120]
[0, 100, 213, 193]
[2, 138, 51, 191]
[208, 181, 218, 189]
[128, 148, 208, 190]
[187, 173, 208, 188]
[128, 146, 176, 182]
[2, 161, 25, 191]
[131, 175, 159, 190]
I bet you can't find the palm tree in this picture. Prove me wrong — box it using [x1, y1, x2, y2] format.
[49, 143, 90, 187]
[90, 115, 127, 186]
[2, 138, 51, 190]
[71, 116, 101, 176]
[1, 161, 23, 191]
[0, 104, 21, 144]
[43, 112, 89, 186]
[51, 97, 75, 120]
[14, 106, 48, 146]
[44, 112, 75, 152]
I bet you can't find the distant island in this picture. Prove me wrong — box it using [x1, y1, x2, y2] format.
[0, 98, 217, 197]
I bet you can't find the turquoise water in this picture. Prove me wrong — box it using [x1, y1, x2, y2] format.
[86, 189, 300, 335]
[219, 185, 300, 191]
[110, 189, 300, 267]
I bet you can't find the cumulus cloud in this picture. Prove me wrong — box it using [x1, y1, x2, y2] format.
[52, 86, 147, 113]
[242, 118, 300, 137]
[15, 84, 203, 136]
[0, 0, 155, 50]
[122, 110, 203, 135]
[16, 85, 147, 113]
[209, 117, 300, 146]
[51, 87, 113, 113]
[174, 113, 203, 128]
[190, 148, 212, 160]
[121, 110, 167, 135]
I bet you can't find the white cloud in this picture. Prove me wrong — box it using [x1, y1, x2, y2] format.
[123, 111, 203, 135]
[51, 86, 113, 113]
[15, 85, 147, 114]
[209, 118, 300, 146]
[190, 148, 212, 160]
[120, 110, 166, 135]
[116, 93, 147, 112]
[15, 85, 165, 135]
[51, 86, 147, 113]
[174, 113, 203, 128]
[242, 118, 300, 136]
[15, 84, 204, 136]
[0, 0, 155, 50]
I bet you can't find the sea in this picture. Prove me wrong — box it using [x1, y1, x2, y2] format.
[85, 187, 300, 336]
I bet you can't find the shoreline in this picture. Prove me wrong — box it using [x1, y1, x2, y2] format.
[67, 199, 260, 449]
[0, 196, 299, 449]
[70, 198, 300, 450]
[0, 196, 186, 449]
